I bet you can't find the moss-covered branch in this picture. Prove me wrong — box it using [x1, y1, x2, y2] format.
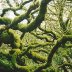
[0, 17, 11, 25]
[0, 0, 52, 33]
[10, 0, 39, 28]
[38, 26, 57, 40]
[1, 0, 33, 16]
[13, 0, 52, 32]
[59, 63, 72, 68]
[11, 49, 39, 72]
[59, 63, 72, 72]
[34, 35, 72, 72]
[0, 29, 21, 48]
[21, 42, 54, 56]
[31, 32, 52, 42]
[58, 0, 70, 33]
[26, 51, 47, 63]
[8, 29, 21, 48]
[10, 49, 30, 72]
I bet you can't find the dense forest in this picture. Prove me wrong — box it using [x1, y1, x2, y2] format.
[0, 0, 72, 72]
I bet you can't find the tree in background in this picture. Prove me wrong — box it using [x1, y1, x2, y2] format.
[0, 0, 72, 72]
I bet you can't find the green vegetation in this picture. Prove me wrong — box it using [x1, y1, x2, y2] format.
[0, 0, 72, 72]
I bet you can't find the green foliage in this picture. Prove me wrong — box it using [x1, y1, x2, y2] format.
[0, 0, 72, 72]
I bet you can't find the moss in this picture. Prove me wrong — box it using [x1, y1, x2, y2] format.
[1, 30, 13, 44]
[17, 23, 27, 32]
[0, 58, 13, 71]
[0, 17, 11, 25]
[0, 29, 21, 48]
[11, 49, 31, 72]
[34, 35, 72, 72]
[10, 0, 50, 33]
[27, 51, 47, 63]
[8, 29, 21, 48]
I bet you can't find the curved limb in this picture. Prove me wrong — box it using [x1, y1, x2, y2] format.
[34, 35, 72, 72]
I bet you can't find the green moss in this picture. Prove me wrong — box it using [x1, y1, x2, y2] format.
[11, 49, 30, 72]
[8, 29, 21, 48]
[0, 17, 11, 25]
[28, 51, 47, 62]
[0, 29, 21, 48]
[1, 30, 13, 44]
[0, 58, 13, 71]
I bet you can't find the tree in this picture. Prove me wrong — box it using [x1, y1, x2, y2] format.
[0, 0, 72, 72]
